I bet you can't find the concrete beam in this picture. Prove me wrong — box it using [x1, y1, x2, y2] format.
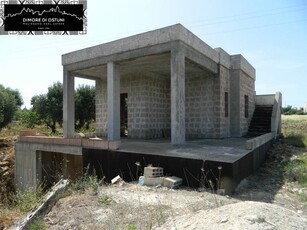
[63, 68, 75, 138]
[107, 62, 120, 141]
[171, 46, 185, 145]
[183, 42, 218, 74]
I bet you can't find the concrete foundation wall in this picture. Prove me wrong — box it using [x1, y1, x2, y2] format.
[15, 142, 82, 191]
[15, 142, 38, 192]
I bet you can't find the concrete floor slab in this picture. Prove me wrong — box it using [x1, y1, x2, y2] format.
[117, 138, 252, 163]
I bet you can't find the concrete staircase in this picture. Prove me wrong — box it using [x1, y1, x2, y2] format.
[247, 105, 273, 137]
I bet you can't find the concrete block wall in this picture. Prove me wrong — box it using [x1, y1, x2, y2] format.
[95, 73, 171, 139]
[213, 48, 231, 138]
[216, 64, 231, 138]
[144, 75, 170, 138]
[122, 73, 170, 139]
[96, 79, 108, 137]
[185, 74, 215, 139]
[122, 74, 148, 138]
[94, 53, 255, 140]
[240, 71, 255, 135]
[229, 54, 256, 137]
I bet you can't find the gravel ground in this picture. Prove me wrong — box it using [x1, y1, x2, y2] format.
[43, 142, 307, 230]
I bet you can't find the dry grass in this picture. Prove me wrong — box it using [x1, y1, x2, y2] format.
[282, 115, 307, 148]
[282, 115, 307, 120]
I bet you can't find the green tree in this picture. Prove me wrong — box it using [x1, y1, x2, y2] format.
[0, 87, 17, 129]
[282, 106, 304, 115]
[0, 85, 23, 107]
[31, 82, 63, 133]
[75, 85, 95, 130]
[16, 109, 42, 128]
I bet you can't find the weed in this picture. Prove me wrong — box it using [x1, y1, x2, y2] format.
[283, 153, 307, 186]
[89, 175, 100, 193]
[11, 185, 44, 213]
[29, 217, 47, 230]
[298, 192, 307, 203]
[127, 223, 137, 230]
[69, 165, 103, 193]
[98, 195, 113, 205]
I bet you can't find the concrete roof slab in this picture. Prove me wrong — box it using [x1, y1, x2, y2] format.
[62, 24, 219, 66]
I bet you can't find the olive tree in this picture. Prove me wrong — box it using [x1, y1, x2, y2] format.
[75, 85, 95, 130]
[0, 85, 23, 129]
[31, 82, 63, 133]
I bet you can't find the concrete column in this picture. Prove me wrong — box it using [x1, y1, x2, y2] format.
[63, 68, 75, 138]
[229, 69, 240, 137]
[107, 62, 120, 140]
[171, 46, 185, 145]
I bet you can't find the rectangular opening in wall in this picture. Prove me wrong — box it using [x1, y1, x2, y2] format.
[244, 95, 249, 118]
[40, 151, 82, 188]
[120, 93, 128, 137]
[225, 92, 229, 117]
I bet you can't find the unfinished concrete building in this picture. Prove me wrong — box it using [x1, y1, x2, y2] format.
[15, 24, 282, 192]
[63, 24, 258, 143]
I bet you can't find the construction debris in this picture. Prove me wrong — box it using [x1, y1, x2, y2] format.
[111, 175, 125, 186]
[139, 166, 182, 189]
[144, 166, 163, 177]
[162, 176, 182, 189]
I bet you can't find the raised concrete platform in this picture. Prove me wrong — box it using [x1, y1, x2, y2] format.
[118, 138, 251, 163]
[15, 133, 275, 193]
[83, 134, 275, 193]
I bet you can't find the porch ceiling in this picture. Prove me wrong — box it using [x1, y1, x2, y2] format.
[72, 53, 214, 80]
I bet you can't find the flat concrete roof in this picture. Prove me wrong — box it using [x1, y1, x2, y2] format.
[117, 138, 252, 164]
[62, 24, 219, 65]
[62, 24, 255, 80]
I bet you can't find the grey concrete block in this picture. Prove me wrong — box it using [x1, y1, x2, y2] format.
[143, 176, 164, 186]
[162, 176, 182, 189]
[144, 166, 163, 177]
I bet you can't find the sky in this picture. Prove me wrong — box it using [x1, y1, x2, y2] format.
[0, 0, 307, 109]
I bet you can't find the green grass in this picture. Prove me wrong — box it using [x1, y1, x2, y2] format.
[29, 217, 47, 230]
[281, 116, 307, 190]
[283, 153, 307, 186]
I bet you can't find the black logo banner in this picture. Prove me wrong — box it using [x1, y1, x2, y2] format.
[0, 1, 87, 35]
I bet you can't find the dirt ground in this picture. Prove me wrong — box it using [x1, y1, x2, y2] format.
[42, 142, 307, 230]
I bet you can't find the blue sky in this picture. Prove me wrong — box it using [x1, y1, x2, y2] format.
[1, 0, 306, 108]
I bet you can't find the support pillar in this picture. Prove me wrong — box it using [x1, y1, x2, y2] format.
[171, 46, 185, 145]
[107, 62, 120, 140]
[63, 68, 75, 138]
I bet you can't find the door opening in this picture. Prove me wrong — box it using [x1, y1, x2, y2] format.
[120, 93, 128, 137]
